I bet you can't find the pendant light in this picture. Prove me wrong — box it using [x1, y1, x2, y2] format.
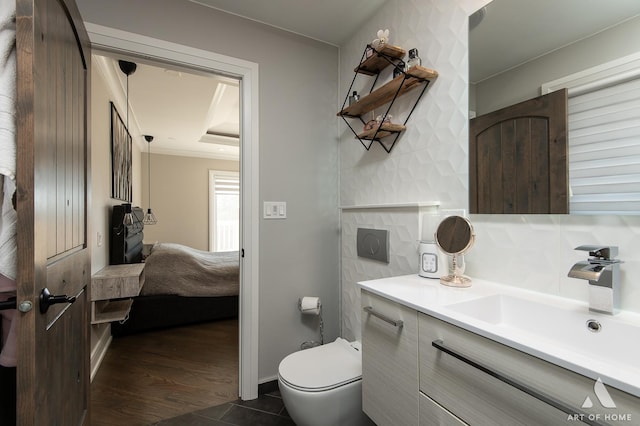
[122, 203, 134, 226]
[118, 60, 137, 226]
[143, 135, 158, 225]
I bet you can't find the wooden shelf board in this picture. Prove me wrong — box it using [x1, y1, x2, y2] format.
[355, 45, 406, 75]
[357, 123, 406, 140]
[91, 263, 145, 301]
[338, 65, 438, 118]
[91, 299, 133, 324]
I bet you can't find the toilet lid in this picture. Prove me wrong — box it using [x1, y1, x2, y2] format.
[278, 338, 362, 392]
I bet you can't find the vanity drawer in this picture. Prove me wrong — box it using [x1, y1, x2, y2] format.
[362, 290, 419, 426]
[418, 313, 639, 426]
[419, 391, 468, 426]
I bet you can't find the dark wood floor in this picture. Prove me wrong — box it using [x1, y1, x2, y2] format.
[90, 319, 239, 426]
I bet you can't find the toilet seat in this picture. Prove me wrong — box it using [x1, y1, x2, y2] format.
[278, 338, 362, 392]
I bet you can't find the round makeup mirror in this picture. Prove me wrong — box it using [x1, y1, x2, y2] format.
[435, 215, 475, 287]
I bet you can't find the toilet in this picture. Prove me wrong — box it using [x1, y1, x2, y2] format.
[278, 337, 372, 426]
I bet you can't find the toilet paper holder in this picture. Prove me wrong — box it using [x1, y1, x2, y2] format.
[298, 296, 322, 314]
[298, 296, 324, 348]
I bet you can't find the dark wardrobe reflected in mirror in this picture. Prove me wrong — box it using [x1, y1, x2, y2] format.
[469, 0, 640, 215]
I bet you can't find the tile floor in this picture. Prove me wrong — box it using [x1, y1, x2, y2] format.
[151, 390, 294, 426]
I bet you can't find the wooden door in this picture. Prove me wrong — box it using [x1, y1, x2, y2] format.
[15, 0, 91, 424]
[469, 89, 568, 214]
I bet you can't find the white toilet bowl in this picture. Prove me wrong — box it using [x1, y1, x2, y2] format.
[277, 338, 372, 426]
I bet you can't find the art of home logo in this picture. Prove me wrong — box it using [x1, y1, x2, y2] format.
[566, 378, 633, 423]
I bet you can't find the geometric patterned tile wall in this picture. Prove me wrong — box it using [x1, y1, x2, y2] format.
[341, 208, 421, 341]
[340, 0, 640, 339]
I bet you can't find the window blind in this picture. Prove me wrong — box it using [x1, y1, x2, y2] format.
[210, 171, 240, 252]
[213, 175, 240, 195]
[568, 77, 640, 214]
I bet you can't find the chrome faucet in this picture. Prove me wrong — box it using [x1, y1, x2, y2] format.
[568, 245, 622, 315]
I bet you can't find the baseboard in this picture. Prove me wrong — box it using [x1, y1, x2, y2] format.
[90, 325, 112, 382]
[258, 379, 279, 395]
[259, 375, 278, 385]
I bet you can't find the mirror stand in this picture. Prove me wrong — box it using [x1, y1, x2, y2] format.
[440, 253, 471, 288]
[435, 215, 475, 288]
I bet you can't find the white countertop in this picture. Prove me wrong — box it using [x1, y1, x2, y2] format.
[358, 274, 640, 398]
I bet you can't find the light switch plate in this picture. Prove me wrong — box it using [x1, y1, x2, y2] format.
[357, 228, 389, 263]
[264, 201, 287, 219]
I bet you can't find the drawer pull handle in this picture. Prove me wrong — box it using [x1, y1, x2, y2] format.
[363, 306, 403, 328]
[431, 339, 605, 426]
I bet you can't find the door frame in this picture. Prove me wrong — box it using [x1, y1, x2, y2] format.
[85, 23, 260, 400]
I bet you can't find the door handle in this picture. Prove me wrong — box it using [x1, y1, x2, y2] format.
[39, 287, 76, 314]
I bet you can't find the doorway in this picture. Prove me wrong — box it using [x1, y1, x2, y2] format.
[90, 51, 243, 423]
[86, 23, 260, 402]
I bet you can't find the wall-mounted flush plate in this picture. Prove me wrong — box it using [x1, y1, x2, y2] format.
[264, 201, 287, 219]
[357, 228, 389, 263]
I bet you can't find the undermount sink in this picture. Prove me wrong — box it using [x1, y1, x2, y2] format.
[359, 274, 640, 396]
[444, 294, 640, 370]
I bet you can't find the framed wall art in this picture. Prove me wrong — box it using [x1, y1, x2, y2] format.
[110, 102, 132, 202]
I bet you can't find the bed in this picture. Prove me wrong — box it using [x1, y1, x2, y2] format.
[108, 204, 239, 336]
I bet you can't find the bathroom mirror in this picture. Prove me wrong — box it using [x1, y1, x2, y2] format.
[469, 0, 640, 215]
[435, 216, 475, 287]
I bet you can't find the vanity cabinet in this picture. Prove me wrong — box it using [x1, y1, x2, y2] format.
[90, 263, 145, 324]
[361, 290, 419, 426]
[418, 313, 640, 426]
[361, 289, 640, 426]
[420, 313, 566, 425]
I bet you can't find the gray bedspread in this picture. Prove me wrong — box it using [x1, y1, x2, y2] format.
[141, 243, 239, 297]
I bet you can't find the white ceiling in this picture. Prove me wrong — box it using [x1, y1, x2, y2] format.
[95, 0, 391, 161]
[96, 55, 241, 160]
[470, 0, 640, 83]
[189, 0, 389, 46]
[98, 0, 640, 161]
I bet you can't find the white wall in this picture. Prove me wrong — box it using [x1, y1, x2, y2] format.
[77, 0, 340, 382]
[141, 153, 238, 251]
[339, 0, 640, 341]
[475, 15, 640, 115]
[91, 63, 143, 275]
[90, 60, 142, 364]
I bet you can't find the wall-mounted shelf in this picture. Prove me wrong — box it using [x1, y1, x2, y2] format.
[339, 44, 438, 153]
[338, 66, 438, 118]
[355, 45, 406, 75]
[357, 123, 406, 140]
[90, 263, 145, 324]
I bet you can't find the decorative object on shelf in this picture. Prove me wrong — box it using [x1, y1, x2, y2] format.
[393, 61, 405, 78]
[371, 29, 389, 50]
[365, 46, 373, 58]
[407, 48, 422, 69]
[338, 44, 438, 153]
[143, 135, 158, 225]
[376, 114, 392, 126]
[364, 114, 393, 131]
[434, 216, 475, 288]
[349, 91, 360, 106]
[364, 119, 377, 131]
